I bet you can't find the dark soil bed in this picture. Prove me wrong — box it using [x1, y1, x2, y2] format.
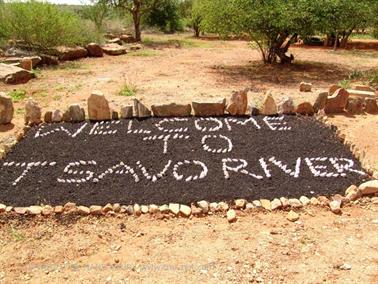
[0, 116, 369, 206]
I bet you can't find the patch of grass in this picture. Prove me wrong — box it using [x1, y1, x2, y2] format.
[56, 61, 82, 70]
[34, 91, 48, 98]
[339, 79, 351, 89]
[8, 89, 27, 102]
[53, 94, 62, 101]
[118, 80, 138, 97]
[142, 36, 212, 49]
[340, 68, 378, 89]
[9, 227, 25, 242]
[350, 33, 375, 40]
[129, 49, 159, 57]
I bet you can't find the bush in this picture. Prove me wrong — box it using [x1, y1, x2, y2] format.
[0, 0, 97, 50]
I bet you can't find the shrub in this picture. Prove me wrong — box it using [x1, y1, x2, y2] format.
[0, 0, 97, 50]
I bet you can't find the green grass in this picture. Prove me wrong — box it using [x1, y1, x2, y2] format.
[118, 81, 138, 97]
[8, 89, 27, 102]
[339, 79, 351, 89]
[9, 227, 25, 242]
[53, 94, 62, 101]
[55, 61, 82, 70]
[350, 33, 376, 40]
[129, 49, 160, 57]
[142, 36, 213, 49]
[339, 68, 378, 89]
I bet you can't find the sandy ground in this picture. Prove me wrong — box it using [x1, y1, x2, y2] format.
[0, 34, 378, 283]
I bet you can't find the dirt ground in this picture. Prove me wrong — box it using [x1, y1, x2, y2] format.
[0, 34, 378, 283]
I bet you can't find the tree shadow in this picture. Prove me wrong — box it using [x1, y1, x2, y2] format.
[209, 60, 351, 88]
[0, 123, 15, 132]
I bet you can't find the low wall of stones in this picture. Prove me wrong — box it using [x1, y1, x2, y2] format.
[0, 88, 377, 221]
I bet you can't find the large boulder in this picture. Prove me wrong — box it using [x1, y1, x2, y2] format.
[192, 99, 226, 116]
[313, 92, 328, 112]
[39, 54, 59, 66]
[0, 92, 14, 124]
[324, 88, 349, 114]
[25, 99, 42, 125]
[227, 90, 248, 116]
[54, 46, 88, 61]
[67, 104, 86, 122]
[120, 34, 136, 43]
[0, 63, 34, 84]
[260, 93, 277, 115]
[277, 96, 294, 114]
[364, 98, 378, 114]
[151, 103, 191, 117]
[86, 43, 104, 57]
[133, 99, 151, 118]
[101, 44, 127, 56]
[87, 91, 111, 121]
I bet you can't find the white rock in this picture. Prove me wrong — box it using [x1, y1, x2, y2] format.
[299, 196, 310, 206]
[0, 203, 6, 213]
[197, 200, 209, 213]
[287, 210, 299, 222]
[227, 209, 237, 223]
[358, 180, 378, 195]
[179, 205, 191, 217]
[288, 198, 303, 208]
[329, 200, 342, 214]
[169, 203, 180, 215]
[234, 199, 247, 209]
[148, 204, 159, 214]
[271, 198, 282, 210]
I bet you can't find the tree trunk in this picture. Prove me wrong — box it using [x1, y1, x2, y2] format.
[193, 25, 200, 37]
[333, 32, 339, 51]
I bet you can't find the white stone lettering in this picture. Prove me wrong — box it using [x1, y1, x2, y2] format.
[224, 117, 261, 131]
[35, 123, 88, 138]
[201, 135, 233, 154]
[195, 118, 223, 132]
[136, 160, 172, 182]
[155, 118, 188, 133]
[222, 158, 263, 180]
[173, 160, 208, 181]
[263, 116, 291, 131]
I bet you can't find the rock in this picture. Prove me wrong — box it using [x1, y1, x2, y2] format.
[120, 105, 133, 118]
[44, 111, 53, 123]
[54, 206, 64, 214]
[260, 93, 277, 115]
[288, 198, 303, 208]
[120, 34, 136, 43]
[179, 205, 191, 217]
[364, 98, 378, 114]
[90, 205, 103, 215]
[88, 91, 111, 121]
[113, 203, 121, 212]
[296, 102, 314, 115]
[62, 110, 71, 122]
[64, 202, 76, 212]
[313, 92, 328, 112]
[112, 110, 119, 120]
[42, 205, 54, 216]
[197, 200, 209, 213]
[52, 110, 63, 123]
[226, 209, 237, 223]
[101, 44, 127, 56]
[0, 92, 14, 124]
[324, 88, 349, 114]
[209, 202, 218, 212]
[299, 82, 312, 92]
[86, 43, 103, 57]
[345, 184, 358, 196]
[358, 180, 378, 195]
[317, 196, 330, 206]
[28, 206, 42, 215]
[141, 205, 149, 214]
[299, 196, 310, 206]
[234, 199, 247, 209]
[148, 204, 159, 214]
[129, 44, 143, 51]
[133, 99, 151, 118]
[20, 58, 32, 71]
[329, 85, 340, 95]
[260, 199, 272, 211]
[0, 204, 6, 213]
[310, 197, 320, 205]
[218, 202, 229, 211]
[133, 204, 141, 216]
[25, 99, 42, 125]
[78, 206, 90, 215]
[352, 84, 375, 92]
[67, 104, 85, 122]
[26, 56, 42, 68]
[245, 203, 254, 210]
[227, 90, 248, 115]
[277, 97, 294, 114]
[0, 63, 34, 84]
[250, 102, 260, 116]
[346, 97, 364, 114]
[107, 38, 122, 45]
[252, 200, 262, 208]
[14, 207, 28, 215]
[125, 205, 134, 215]
[287, 210, 299, 222]
[271, 198, 282, 210]
[329, 200, 342, 214]
[39, 54, 59, 66]
[159, 204, 169, 213]
[151, 103, 191, 117]
[192, 99, 226, 116]
[280, 197, 289, 208]
[55, 46, 88, 61]
[103, 203, 113, 213]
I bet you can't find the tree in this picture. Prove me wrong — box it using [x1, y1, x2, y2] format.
[190, 0, 203, 37]
[143, 0, 182, 33]
[199, 0, 317, 64]
[109, 0, 163, 41]
[82, 0, 110, 35]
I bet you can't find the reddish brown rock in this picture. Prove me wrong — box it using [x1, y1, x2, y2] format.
[227, 90, 248, 116]
[55, 46, 88, 61]
[86, 43, 103, 57]
[324, 88, 349, 114]
[151, 103, 191, 117]
[296, 102, 314, 115]
[192, 99, 226, 116]
[346, 97, 364, 114]
[364, 98, 378, 114]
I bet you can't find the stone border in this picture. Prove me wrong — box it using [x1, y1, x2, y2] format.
[1, 90, 377, 221]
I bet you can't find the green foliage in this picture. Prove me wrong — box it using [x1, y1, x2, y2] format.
[82, 1, 110, 34]
[8, 89, 27, 102]
[118, 80, 138, 96]
[143, 0, 183, 33]
[0, 0, 97, 50]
